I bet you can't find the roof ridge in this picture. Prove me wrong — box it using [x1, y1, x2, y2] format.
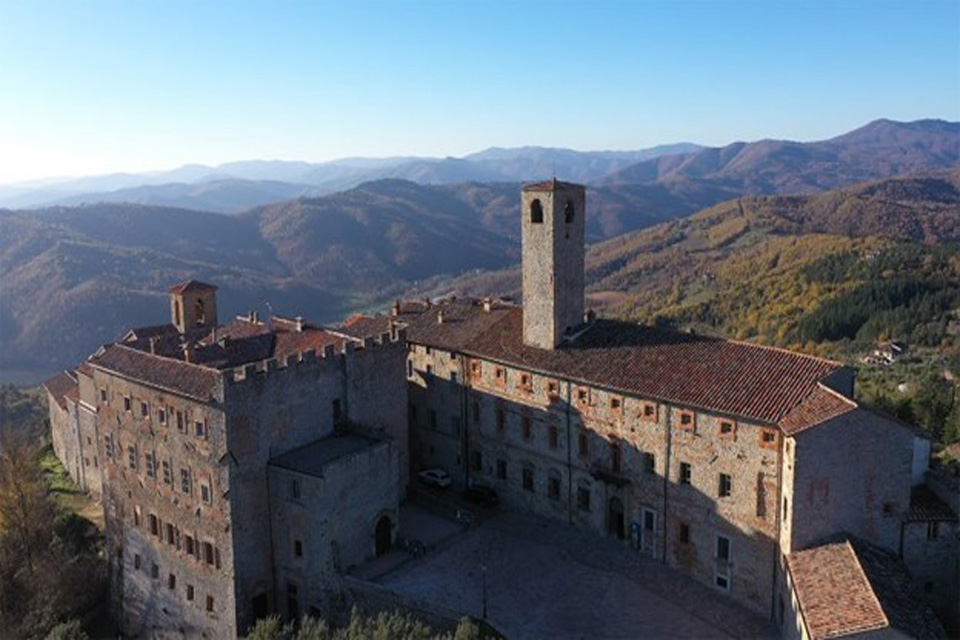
[721, 335, 843, 369]
[111, 342, 221, 374]
[815, 382, 858, 407]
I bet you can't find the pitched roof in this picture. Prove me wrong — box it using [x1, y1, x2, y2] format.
[779, 385, 857, 435]
[43, 370, 78, 410]
[167, 280, 218, 295]
[89, 344, 222, 401]
[905, 486, 958, 523]
[787, 541, 888, 640]
[788, 538, 946, 640]
[522, 178, 585, 192]
[403, 301, 842, 425]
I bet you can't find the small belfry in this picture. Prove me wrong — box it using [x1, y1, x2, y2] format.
[520, 178, 586, 349]
[168, 280, 218, 333]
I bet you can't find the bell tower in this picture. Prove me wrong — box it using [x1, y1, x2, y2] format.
[168, 280, 219, 333]
[521, 179, 586, 349]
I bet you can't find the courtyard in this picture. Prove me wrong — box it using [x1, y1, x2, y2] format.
[367, 505, 776, 640]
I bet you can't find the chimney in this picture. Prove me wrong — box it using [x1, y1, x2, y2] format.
[148, 337, 159, 355]
[392, 300, 401, 316]
[437, 309, 444, 324]
[482, 297, 492, 313]
[250, 310, 259, 323]
[182, 341, 195, 364]
[295, 316, 304, 332]
[423, 297, 432, 309]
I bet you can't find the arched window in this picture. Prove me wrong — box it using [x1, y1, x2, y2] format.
[174, 300, 182, 327]
[530, 199, 543, 224]
[195, 299, 206, 326]
[564, 199, 575, 223]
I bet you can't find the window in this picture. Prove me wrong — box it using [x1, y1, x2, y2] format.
[578, 431, 589, 456]
[522, 416, 532, 440]
[294, 540, 303, 558]
[643, 452, 656, 475]
[100, 388, 107, 403]
[719, 421, 735, 438]
[547, 381, 559, 397]
[104, 434, 114, 459]
[290, 478, 301, 500]
[149, 513, 159, 536]
[715, 534, 732, 590]
[134, 554, 141, 570]
[134, 507, 140, 527]
[425, 346, 431, 355]
[577, 486, 591, 511]
[127, 445, 138, 471]
[140, 401, 149, 417]
[186, 584, 195, 601]
[679, 462, 692, 485]
[151, 563, 159, 579]
[679, 523, 690, 544]
[407, 360, 413, 377]
[471, 450, 482, 472]
[332, 399, 342, 424]
[678, 411, 695, 430]
[756, 472, 767, 518]
[185, 535, 195, 556]
[195, 420, 206, 438]
[548, 472, 561, 500]
[472, 401, 480, 423]
[611, 443, 622, 473]
[530, 198, 543, 224]
[719, 473, 732, 498]
[519, 373, 531, 391]
[496, 409, 505, 434]
[548, 425, 559, 450]
[495, 367, 505, 383]
[760, 428, 778, 449]
[166, 523, 175, 545]
[201, 483, 212, 505]
[158, 408, 167, 425]
[522, 467, 534, 492]
[642, 403, 657, 420]
[470, 360, 481, 376]
[206, 595, 214, 613]
[450, 371, 458, 384]
[577, 388, 588, 405]
[426, 364, 433, 375]
[563, 199, 575, 223]
[203, 542, 214, 565]
[783, 497, 789, 521]
[123, 396, 131, 412]
[181, 468, 192, 495]
[610, 397, 621, 410]
[145, 452, 156, 478]
[496, 459, 507, 480]
[162, 460, 171, 485]
[176, 411, 185, 433]
[168, 573, 176, 590]
[716, 535, 731, 562]
[926, 522, 939, 541]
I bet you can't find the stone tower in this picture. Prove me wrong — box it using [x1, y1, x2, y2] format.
[168, 280, 218, 333]
[521, 179, 586, 349]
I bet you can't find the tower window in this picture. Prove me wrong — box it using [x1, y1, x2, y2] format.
[564, 199, 575, 223]
[530, 199, 543, 224]
[195, 299, 206, 325]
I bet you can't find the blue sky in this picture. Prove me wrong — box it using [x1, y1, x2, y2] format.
[0, 0, 957, 183]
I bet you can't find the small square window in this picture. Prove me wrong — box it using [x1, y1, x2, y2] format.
[678, 411, 695, 430]
[719, 421, 735, 438]
[642, 403, 657, 420]
[547, 381, 559, 396]
[761, 429, 778, 449]
[610, 397, 621, 410]
[124, 396, 132, 412]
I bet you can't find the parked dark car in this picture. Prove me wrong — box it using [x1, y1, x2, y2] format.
[463, 484, 499, 507]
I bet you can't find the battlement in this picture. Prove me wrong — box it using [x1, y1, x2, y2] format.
[224, 327, 406, 385]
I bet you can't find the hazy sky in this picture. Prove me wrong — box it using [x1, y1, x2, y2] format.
[1, 0, 957, 184]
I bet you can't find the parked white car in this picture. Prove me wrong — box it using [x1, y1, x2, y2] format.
[418, 468, 452, 488]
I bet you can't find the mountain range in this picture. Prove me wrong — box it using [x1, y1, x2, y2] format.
[1, 118, 958, 381]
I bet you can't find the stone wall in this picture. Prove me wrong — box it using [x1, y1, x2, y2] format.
[267, 438, 400, 619]
[902, 518, 960, 633]
[788, 408, 913, 554]
[91, 366, 235, 639]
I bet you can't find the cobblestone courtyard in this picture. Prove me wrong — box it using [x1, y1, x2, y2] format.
[376, 509, 776, 640]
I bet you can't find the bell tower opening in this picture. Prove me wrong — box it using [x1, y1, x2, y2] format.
[520, 179, 586, 350]
[168, 280, 219, 333]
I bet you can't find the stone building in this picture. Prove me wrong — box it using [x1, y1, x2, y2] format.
[46, 180, 957, 637]
[50, 281, 408, 637]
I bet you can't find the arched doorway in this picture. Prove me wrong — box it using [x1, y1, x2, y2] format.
[375, 515, 392, 556]
[608, 497, 625, 540]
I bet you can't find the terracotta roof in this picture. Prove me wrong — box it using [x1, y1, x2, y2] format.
[338, 314, 396, 338]
[779, 385, 857, 435]
[43, 370, 78, 410]
[89, 344, 221, 401]
[522, 178, 585, 192]
[403, 302, 842, 425]
[167, 280, 218, 295]
[906, 486, 958, 523]
[787, 541, 888, 640]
